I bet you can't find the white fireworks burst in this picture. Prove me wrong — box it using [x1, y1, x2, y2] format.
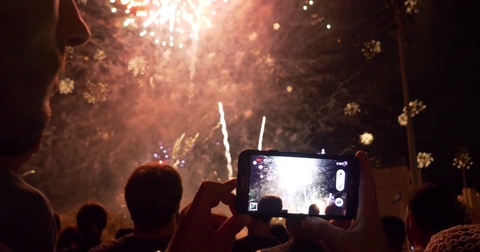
[398, 99, 426, 126]
[361, 40, 382, 60]
[111, 0, 229, 47]
[417, 152, 434, 169]
[453, 152, 473, 170]
[344, 102, 361, 116]
[359, 132, 374, 145]
[59, 78, 75, 95]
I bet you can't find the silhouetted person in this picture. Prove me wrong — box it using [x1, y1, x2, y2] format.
[405, 183, 471, 251]
[381, 215, 406, 252]
[260, 217, 325, 252]
[57, 226, 80, 251]
[60, 202, 108, 252]
[89, 163, 183, 252]
[270, 223, 289, 244]
[0, 108, 56, 251]
[232, 194, 283, 252]
[324, 203, 344, 216]
[308, 204, 320, 216]
[0, 0, 90, 251]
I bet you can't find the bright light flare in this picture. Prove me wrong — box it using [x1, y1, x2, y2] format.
[273, 156, 323, 213]
[112, 0, 227, 47]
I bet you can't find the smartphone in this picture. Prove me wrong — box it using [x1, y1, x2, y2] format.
[235, 149, 360, 220]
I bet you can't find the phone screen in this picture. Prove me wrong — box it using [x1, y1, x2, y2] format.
[236, 150, 359, 220]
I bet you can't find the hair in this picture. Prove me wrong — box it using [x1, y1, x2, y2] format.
[382, 215, 406, 250]
[57, 226, 80, 251]
[407, 183, 471, 234]
[125, 163, 183, 231]
[76, 202, 108, 235]
[257, 194, 283, 222]
[325, 203, 344, 216]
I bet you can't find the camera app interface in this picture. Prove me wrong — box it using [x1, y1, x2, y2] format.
[248, 155, 349, 216]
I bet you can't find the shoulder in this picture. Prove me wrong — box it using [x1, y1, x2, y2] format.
[0, 172, 53, 209]
[233, 235, 283, 252]
[89, 234, 171, 252]
[425, 224, 480, 252]
[89, 235, 132, 252]
[0, 173, 56, 252]
[59, 247, 79, 252]
[0, 173, 54, 219]
[260, 241, 293, 252]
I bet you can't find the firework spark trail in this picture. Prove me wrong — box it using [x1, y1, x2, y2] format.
[218, 102, 233, 180]
[257, 116, 266, 150]
[189, 43, 198, 81]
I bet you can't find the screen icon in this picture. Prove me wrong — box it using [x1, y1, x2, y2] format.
[336, 169, 345, 191]
[335, 198, 344, 207]
[249, 202, 258, 211]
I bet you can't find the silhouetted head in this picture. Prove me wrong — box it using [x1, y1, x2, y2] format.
[57, 226, 80, 251]
[257, 194, 283, 222]
[0, 0, 90, 159]
[125, 163, 183, 232]
[76, 202, 108, 237]
[308, 204, 320, 215]
[407, 183, 470, 234]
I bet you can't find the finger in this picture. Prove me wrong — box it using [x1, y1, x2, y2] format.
[355, 151, 381, 217]
[211, 214, 252, 251]
[228, 198, 239, 216]
[219, 179, 238, 205]
[188, 180, 228, 220]
[303, 217, 349, 251]
[210, 213, 228, 230]
[186, 180, 239, 230]
[192, 179, 238, 210]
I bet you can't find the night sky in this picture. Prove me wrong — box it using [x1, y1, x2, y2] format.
[402, 0, 480, 193]
[20, 0, 480, 212]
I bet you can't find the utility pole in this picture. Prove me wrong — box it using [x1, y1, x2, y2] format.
[394, 2, 422, 187]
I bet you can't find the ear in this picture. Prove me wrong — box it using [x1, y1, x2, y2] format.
[406, 210, 416, 230]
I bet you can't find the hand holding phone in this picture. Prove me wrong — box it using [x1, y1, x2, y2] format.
[235, 149, 360, 220]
